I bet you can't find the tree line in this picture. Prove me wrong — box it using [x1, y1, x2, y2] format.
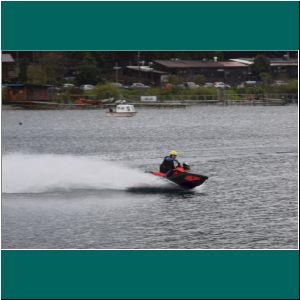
[5, 51, 296, 86]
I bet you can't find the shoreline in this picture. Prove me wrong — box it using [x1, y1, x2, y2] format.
[2, 99, 298, 110]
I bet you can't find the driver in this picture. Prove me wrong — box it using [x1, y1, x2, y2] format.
[160, 150, 180, 177]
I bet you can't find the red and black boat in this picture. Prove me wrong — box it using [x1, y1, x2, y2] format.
[151, 164, 208, 189]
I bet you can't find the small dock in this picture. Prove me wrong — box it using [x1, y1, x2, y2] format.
[2, 101, 102, 110]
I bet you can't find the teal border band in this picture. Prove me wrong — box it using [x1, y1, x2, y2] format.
[1, 1, 299, 50]
[1, 250, 299, 299]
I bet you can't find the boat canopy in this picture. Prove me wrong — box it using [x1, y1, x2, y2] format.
[116, 104, 136, 113]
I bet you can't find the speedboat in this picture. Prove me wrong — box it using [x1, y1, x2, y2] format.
[106, 103, 137, 117]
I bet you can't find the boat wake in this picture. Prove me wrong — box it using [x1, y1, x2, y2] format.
[2, 153, 168, 194]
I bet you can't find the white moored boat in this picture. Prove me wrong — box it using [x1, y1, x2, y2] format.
[106, 103, 137, 117]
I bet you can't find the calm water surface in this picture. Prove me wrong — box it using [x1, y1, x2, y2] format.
[1, 105, 298, 249]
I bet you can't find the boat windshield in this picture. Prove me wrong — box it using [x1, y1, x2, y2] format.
[116, 105, 135, 112]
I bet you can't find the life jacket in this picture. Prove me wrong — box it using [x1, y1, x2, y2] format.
[160, 156, 175, 173]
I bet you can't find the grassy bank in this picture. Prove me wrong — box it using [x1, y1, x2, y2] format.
[52, 80, 298, 103]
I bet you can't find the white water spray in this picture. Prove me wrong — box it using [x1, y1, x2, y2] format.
[2, 153, 166, 193]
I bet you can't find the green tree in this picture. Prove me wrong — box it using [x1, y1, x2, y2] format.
[86, 83, 119, 100]
[26, 64, 48, 84]
[82, 52, 97, 65]
[270, 79, 298, 94]
[168, 75, 183, 85]
[285, 79, 298, 93]
[259, 72, 271, 85]
[40, 52, 66, 84]
[252, 55, 270, 75]
[194, 74, 206, 85]
[75, 64, 101, 85]
[259, 72, 271, 94]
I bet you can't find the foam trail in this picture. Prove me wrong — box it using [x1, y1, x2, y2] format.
[2, 153, 167, 193]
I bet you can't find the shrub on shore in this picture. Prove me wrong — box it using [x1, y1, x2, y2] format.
[85, 83, 120, 99]
[53, 80, 298, 103]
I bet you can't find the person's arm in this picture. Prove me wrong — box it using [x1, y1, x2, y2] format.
[174, 159, 181, 167]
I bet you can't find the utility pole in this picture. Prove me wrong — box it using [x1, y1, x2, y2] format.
[137, 51, 141, 82]
[113, 62, 121, 83]
[149, 61, 154, 85]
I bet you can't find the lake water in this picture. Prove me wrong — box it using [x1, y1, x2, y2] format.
[1, 105, 298, 249]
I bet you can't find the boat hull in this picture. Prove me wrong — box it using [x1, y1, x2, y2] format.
[105, 112, 137, 117]
[151, 170, 208, 189]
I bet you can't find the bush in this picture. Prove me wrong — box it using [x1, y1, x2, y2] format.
[235, 85, 264, 95]
[79, 80, 298, 103]
[168, 75, 184, 85]
[269, 80, 298, 94]
[26, 64, 48, 84]
[194, 74, 206, 85]
[86, 83, 120, 99]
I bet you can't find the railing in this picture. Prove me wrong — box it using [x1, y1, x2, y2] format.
[125, 93, 298, 104]
[46, 92, 298, 106]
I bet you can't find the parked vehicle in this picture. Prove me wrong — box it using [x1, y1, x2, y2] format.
[111, 82, 123, 88]
[80, 84, 94, 91]
[245, 80, 257, 85]
[272, 80, 288, 86]
[184, 82, 200, 89]
[63, 83, 75, 89]
[130, 83, 150, 88]
[204, 82, 214, 87]
[214, 82, 231, 88]
[112, 82, 129, 89]
[237, 81, 257, 88]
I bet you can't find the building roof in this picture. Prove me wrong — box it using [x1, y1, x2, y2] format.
[230, 58, 298, 67]
[229, 59, 253, 65]
[154, 60, 222, 68]
[2, 53, 15, 63]
[269, 61, 298, 67]
[218, 61, 247, 67]
[154, 59, 247, 69]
